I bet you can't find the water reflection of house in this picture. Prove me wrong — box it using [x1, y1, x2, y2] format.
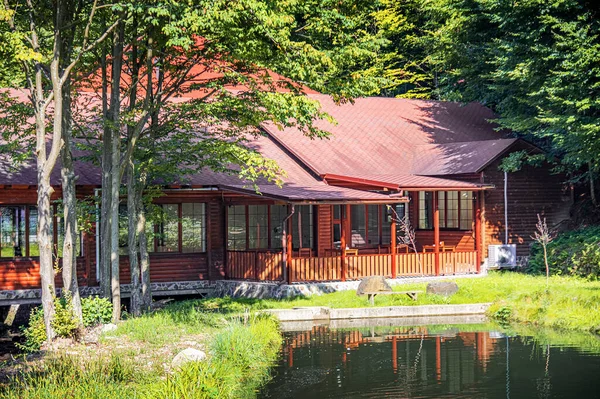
[283, 326, 497, 388]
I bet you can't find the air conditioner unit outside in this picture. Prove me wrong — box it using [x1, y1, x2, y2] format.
[488, 244, 516, 269]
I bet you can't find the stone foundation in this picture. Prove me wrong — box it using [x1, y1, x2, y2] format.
[0, 280, 214, 305]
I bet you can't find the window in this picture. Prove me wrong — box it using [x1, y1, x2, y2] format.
[418, 192, 433, 229]
[227, 205, 247, 250]
[182, 203, 206, 252]
[351, 205, 367, 247]
[119, 202, 207, 254]
[341, 204, 407, 247]
[227, 204, 314, 251]
[0, 205, 79, 258]
[270, 205, 287, 249]
[292, 205, 313, 249]
[248, 205, 269, 249]
[382, 204, 406, 244]
[418, 191, 474, 230]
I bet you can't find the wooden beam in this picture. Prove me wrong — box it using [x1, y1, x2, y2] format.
[475, 192, 482, 273]
[340, 205, 348, 281]
[433, 191, 440, 276]
[391, 210, 397, 278]
[286, 205, 293, 284]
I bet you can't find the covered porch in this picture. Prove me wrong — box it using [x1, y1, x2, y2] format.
[223, 189, 484, 283]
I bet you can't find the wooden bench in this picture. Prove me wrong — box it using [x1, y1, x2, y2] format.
[363, 290, 423, 306]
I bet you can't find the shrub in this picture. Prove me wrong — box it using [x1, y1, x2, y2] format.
[528, 226, 600, 279]
[82, 296, 113, 327]
[17, 306, 47, 352]
[52, 292, 80, 338]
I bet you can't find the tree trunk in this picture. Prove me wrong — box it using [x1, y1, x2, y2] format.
[60, 86, 83, 322]
[127, 164, 141, 316]
[137, 178, 152, 312]
[109, 19, 125, 322]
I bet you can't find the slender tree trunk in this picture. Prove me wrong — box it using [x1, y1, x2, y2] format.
[109, 19, 125, 322]
[589, 162, 597, 208]
[127, 164, 141, 316]
[60, 85, 83, 321]
[100, 31, 112, 298]
[137, 177, 152, 312]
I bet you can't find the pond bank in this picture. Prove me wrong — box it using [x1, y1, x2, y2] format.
[264, 303, 491, 322]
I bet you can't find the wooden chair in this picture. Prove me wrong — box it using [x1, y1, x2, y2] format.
[345, 248, 359, 256]
[396, 244, 410, 254]
[298, 248, 312, 258]
[324, 248, 341, 257]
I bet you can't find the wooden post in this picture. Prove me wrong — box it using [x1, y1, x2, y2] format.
[286, 205, 293, 284]
[433, 191, 440, 276]
[340, 204, 348, 282]
[436, 336, 442, 382]
[475, 192, 482, 273]
[392, 335, 398, 373]
[391, 211, 397, 278]
[206, 202, 213, 280]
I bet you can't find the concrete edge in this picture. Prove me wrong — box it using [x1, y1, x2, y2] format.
[264, 303, 492, 322]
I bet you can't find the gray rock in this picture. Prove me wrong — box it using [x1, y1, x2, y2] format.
[101, 323, 118, 333]
[172, 348, 207, 369]
[426, 281, 459, 297]
[356, 276, 392, 296]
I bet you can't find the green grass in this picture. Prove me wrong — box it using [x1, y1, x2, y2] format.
[190, 272, 600, 333]
[0, 305, 281, 399]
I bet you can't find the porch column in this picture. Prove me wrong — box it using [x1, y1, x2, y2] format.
[475, 192, 482, 273]
[433, 191, 440, 276]
[286, 204, 293, 284]
[390, 210, 397, 278]
[340, 204, 348, 282]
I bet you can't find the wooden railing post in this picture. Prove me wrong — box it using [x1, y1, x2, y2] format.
[286, 207, 293, 284]
[433, 191, 440, 276]
[475, 192, 482, 273]
[391, 212, 397, 278]
[340, 204, 348, 281]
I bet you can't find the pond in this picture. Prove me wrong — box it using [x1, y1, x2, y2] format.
[259, 321, 600, 398]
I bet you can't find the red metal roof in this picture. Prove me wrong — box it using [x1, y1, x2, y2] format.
[262, 94, 515, 189]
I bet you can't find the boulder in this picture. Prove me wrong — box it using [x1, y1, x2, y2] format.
[172, 348, 207, 369]
[101, 323, 118, 333]
[426, 281, 459, 297]
[356, 276, 392, 296]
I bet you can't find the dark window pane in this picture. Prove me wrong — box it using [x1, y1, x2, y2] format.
[333, 224, 341, 249]
[227, 205, 247, 250]
[460, 191, 474, 230]
[438, 191, 446, 228]
[350, 205, 366, 247]
[270, 205, 287, 249]
[248, 205, 268, 249]
[447, 191, 459, 228]
[293, 205, 313, 249]
[182, 203, 206, 253]
[157, 204, 179, 252]
[28, 207, 39, 257]
[0, 206, 25, 258]
[367, 205, 379, 245]
[418, 192, 433, 229]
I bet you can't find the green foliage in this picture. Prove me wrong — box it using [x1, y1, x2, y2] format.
[529, 226, 600, 279]
[143, 316, 281, 399]
[51, 292, 80, 339]
[16, 307, 46, 353]
[492, 305, 513, 324]
[81, 296, 113, 327]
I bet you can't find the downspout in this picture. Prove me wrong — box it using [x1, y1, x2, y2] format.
[94, 188, 101, 282]
[281, 204, 295, 284]
[504, 172, 508, 245]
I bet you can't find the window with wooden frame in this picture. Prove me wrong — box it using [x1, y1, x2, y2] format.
[227, 204, 314, 251]
[417, 191, 474, 230]
[345, 204, 406, 248]
[0, 205, 82, 259]
[120, 202, 207, 254]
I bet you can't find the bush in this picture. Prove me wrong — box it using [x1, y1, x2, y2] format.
[528, 226, 600, 279]
[52, 292, 80, 338]
[17, 307, 47, 352]
[82, 296, 113, 327]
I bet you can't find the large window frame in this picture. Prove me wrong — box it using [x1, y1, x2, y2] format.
[0, 204, 83, 259]
[335, 204, 406, 249]
[227, 204, 315, 251]
[417, 191, 474, 231]
[120, 202, 207, 255]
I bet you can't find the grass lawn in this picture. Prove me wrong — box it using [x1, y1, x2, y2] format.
[197, 272, 600, 333]
[1, 304, 281, 399]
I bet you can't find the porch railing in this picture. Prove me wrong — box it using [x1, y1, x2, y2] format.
[226, 250, 479, 283]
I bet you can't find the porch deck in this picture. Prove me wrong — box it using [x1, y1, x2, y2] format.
[226, 250, 478, 283]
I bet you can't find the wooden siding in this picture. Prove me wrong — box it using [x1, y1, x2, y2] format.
[226, 251, 282, 281]
[0, 257, 90, 290]
[481, 146, 572, 256]
[317, 205, 333, 256]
